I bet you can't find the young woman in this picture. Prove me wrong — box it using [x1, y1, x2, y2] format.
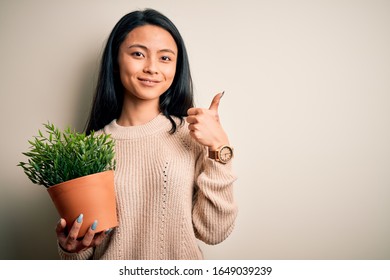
[55, 8, 237, 260]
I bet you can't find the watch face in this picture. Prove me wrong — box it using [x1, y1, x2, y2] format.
[219, 146, 233, 163]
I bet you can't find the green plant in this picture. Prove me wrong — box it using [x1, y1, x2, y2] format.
[18, 122, 116, 188]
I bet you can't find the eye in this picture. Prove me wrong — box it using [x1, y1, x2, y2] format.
[131, 51, 144, 58]
[161, 56, 171, 62]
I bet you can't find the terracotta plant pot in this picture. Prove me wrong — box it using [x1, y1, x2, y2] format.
[47, 170, 118, 238]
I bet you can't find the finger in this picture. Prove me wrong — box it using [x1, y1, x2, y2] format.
[208, 91, 224, 111]
[81, 220, 98, 247]
[55, 218, 67, 237]
[188, 123, 197, 132]
[186, 115, 197, 124]
[67, 213, 83, 243]
[189, 129, 201, 140]
[93, 228, 112, 246]
[187, 107, 202, 116]
[189, 129, 196, 140]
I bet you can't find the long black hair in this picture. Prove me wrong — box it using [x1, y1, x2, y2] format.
[85, 8, 194, 134]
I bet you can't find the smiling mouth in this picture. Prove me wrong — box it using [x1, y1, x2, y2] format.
[138, 78, 160, 84]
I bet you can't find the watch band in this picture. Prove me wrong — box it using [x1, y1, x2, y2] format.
[208, 150, 218, 160]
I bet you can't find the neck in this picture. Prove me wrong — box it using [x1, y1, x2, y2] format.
[117, 96, 160, 127]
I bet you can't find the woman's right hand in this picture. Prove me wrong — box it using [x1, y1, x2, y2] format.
[56, 214, 110, 253]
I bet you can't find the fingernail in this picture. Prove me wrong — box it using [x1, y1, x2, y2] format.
[91, 220, 98, 231]
[105, 228, 113, 234]
[77, 214, 83, 223]
[221, 91, 225, 97]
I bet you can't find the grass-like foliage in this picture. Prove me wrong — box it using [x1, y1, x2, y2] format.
[18, 123, 116, 188]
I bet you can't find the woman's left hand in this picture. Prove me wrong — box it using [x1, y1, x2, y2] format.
[186, 92, 229, 150]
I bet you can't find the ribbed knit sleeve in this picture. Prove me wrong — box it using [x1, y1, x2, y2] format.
[192, 147, 238, 245]
[58, 243, 93, 260]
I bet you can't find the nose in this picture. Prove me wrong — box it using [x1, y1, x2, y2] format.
[143, 57, 158, 74]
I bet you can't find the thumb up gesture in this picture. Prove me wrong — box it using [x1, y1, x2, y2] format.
[186, 91, 229, 151]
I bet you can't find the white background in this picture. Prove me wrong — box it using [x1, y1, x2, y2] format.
[0, 0, 389, 259]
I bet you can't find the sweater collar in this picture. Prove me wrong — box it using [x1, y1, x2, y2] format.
[103, 114, 172, 139]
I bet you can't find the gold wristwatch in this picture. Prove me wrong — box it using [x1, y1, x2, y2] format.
[208, 145, 234, 164]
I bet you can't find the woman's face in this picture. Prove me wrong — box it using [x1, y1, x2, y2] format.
[117, 25, 178, 104]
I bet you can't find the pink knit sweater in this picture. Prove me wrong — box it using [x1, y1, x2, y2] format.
[58, 114, 237, 260]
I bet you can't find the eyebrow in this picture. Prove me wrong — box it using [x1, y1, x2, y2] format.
[128, 44, 176, 55]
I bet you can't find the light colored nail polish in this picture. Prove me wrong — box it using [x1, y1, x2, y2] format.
[91, 220, 98, 230]
[105, 228, 113, 235]
[77, 214, 83, 223]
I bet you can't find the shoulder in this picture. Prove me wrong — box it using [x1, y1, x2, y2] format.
[92, 120, 116, 137]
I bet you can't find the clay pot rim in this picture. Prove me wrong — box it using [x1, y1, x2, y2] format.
[48, 170, 114, 189]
